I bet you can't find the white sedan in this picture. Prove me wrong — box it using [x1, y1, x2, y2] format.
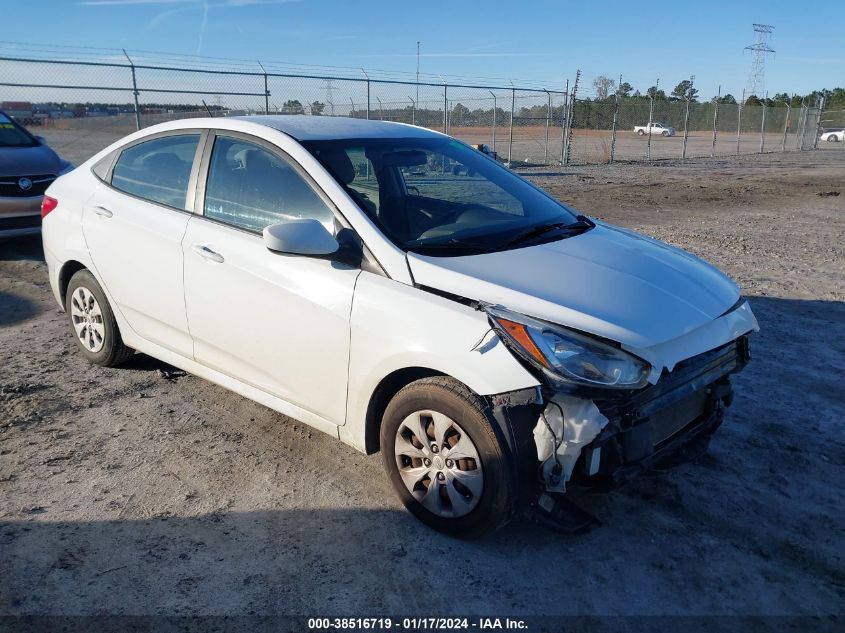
[820, 129, 844, 142]
[41, 116, 757, 535]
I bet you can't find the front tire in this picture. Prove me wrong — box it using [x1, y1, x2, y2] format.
[66, 269, 134, 367]
[381, 377, 516, 537]
[828, 135, 839, 142]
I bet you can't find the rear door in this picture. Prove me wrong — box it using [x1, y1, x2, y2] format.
[83, 131, 204, 357]
[182, 131, 360, 425]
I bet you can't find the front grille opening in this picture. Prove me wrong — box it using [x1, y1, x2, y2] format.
[0, 174, 55, 198]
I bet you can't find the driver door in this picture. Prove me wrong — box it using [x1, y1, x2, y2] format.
[182, 132, 360, 426]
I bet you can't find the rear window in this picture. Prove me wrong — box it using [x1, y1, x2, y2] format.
[111, 135, 199, 209]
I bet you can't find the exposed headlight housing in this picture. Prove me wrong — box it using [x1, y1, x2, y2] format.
[486, 306, 650, 391]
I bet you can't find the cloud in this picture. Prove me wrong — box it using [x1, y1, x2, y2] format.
[81, 0, 197, 5]
[197, 0, 208, 54]
[81, 0, 299, 6]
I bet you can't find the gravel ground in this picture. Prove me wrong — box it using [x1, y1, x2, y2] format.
[0, 148, 843, 620]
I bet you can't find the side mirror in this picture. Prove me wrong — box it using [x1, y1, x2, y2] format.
[263, 219, 340, 257]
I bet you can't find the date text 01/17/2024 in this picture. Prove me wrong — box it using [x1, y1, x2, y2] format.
[307, 617, 529, 630]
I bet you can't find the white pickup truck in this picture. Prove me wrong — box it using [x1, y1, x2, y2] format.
[634, 122, 675, 136]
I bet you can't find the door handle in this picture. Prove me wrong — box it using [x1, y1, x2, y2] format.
[191, 243, 224, 263]
[93, 206, 113, 218]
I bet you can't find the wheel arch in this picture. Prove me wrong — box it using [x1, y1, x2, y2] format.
[363, 366, 446, 455]
[58, 260, 88, 308]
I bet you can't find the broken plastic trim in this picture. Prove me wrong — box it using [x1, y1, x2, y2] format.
[533, 394, 609, 493]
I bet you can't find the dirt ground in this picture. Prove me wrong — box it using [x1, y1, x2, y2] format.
[0, 145, 843, 620]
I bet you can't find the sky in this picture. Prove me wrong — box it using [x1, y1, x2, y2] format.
[1, 0, 842, 99]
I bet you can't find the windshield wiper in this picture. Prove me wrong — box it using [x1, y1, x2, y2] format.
[408, 237, 492, 254]
[500, 215, 594, 249]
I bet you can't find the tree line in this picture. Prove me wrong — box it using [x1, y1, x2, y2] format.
[590, 75, 845, 109]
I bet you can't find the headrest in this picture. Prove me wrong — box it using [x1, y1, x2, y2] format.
[244, 149, 275, 173]
[318, 149, 355, 185]
[143, 152, 182, 173]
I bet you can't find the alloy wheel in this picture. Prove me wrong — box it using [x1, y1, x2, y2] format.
[70, 286, 106, 353]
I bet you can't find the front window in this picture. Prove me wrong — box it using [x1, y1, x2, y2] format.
[304, 137, 585, 256]
[204, 136, 336, 233]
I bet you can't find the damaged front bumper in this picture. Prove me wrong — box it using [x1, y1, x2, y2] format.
[533, 335, 751, 492]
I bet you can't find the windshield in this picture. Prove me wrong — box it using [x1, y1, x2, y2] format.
[303, 136, 583, 256]
[0, 113, 38, 148]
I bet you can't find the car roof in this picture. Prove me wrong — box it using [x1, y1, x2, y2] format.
[231, 115, 443, 141]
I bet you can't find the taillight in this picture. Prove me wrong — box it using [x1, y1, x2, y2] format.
[41, 195, 58, 219]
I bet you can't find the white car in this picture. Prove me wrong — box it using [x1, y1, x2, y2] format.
[634, 122, 676, 137]
[820, 130, 843, 142]
[41, 116, 757, 536]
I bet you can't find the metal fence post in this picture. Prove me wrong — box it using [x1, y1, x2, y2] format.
[795, 101, 806, 150]
[376, 96, 384, 120]
[349, 97, 355, 118]
[443, 81, 448, 133]
[781, 101, 791, 152]
[646, 78, 658, 161]
[560, 79, 569, 165]
[543, 89, 551, 165]
[711, 85, 720, 158]
[361, 69, 370, 120]
[610, 77, 620, 163]
[122, 49, 141, 131]
[736, 89, 744, 155]
[564, 71, 580, 166]
[489, 90, 497, 153]
[508, 88, 515, 167]
[408, 96, 415, 126]
[813, 94, 825, 150]
[759, 93, 767, 153]
[681, 75, 693, 160]
[258, 61, 269, 114]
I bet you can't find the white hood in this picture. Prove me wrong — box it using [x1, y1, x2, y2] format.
[408, 223, 746, 353]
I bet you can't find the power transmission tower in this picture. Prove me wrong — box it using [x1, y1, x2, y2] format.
[744, 24, 775, 100]
[325, 79, 335, 114]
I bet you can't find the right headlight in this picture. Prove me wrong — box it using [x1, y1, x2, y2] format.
[487, 306, 650, 390]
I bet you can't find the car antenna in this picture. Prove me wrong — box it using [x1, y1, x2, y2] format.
[202, 100, 215, 117]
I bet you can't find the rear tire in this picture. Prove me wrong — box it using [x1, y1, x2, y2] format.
[637, 129, 645, 136]
[381, 376, 516, 538]
[66, 269, 134, 367]
[662, 130, 670, 136]
[828, 135, 839, 142]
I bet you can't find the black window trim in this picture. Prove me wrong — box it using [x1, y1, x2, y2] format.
[95, 129, 209, 215]
[189, 129, 387, 276]
[192, 129, 353, 238]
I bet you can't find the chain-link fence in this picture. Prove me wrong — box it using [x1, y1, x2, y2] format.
[563, 88, 828, 165]
[0, 51, 571, 167]
[1, 46, 837, 168]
